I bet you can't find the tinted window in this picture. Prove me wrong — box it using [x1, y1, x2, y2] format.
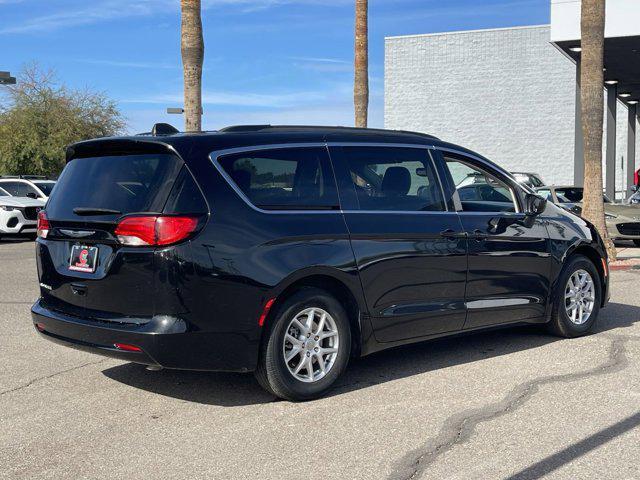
[33, 182, 55, 196]
[218, 147, 338, 210]
[47, 154, 183, 220]
[163, 167, 208, 214]
[554, 188, 611, 204]
[0, 181, 38, 197]
[341, 147, 445, 211]
[443, 155, 516, 213]
[0, 187, 8, 197]
[555, 188, 583, 203]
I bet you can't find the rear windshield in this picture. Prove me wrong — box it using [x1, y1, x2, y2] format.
[47, 154, 184, 220]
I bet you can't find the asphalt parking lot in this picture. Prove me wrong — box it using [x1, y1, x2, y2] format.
[1, 239, 639, 480]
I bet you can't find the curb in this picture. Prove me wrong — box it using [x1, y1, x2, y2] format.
[609, 260, 640, 272]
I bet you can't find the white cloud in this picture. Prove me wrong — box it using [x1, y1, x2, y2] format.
[77, 59, 179, 70]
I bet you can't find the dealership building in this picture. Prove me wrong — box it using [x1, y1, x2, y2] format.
[384, 0, 640, 200]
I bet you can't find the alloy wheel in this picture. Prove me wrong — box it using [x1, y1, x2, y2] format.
[564, 269, 596, 325]
[282, 307, 339, 383]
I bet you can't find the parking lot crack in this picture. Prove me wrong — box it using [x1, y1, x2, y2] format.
[389, 336, 630, 480]
[0, 359, 107, 396]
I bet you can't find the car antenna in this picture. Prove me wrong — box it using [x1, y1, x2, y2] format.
[151, 123, 180, 136]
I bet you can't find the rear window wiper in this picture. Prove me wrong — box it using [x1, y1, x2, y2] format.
[73, 207, 122, 216]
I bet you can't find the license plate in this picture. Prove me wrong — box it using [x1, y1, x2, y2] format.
[69, 245, 98, 273]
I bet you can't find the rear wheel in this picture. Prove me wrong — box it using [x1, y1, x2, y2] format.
[547, 254, 601, 337]
[255, 287, 351, 401]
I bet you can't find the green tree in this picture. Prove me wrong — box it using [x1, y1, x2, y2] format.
[0, 65, 125, 177]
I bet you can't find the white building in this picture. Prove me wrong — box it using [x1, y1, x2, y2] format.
[384, 0, 640, 199]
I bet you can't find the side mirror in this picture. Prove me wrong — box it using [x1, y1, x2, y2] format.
[525, 193, 547, 216]
[26, 192, 38, 199]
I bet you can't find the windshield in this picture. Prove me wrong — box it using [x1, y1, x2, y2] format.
[514, 173, 544, 188]
[0, 187, 8, 197]
[33, 182, 55, 196]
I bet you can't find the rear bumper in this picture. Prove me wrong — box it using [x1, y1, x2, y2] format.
[31, 300, 259, 372]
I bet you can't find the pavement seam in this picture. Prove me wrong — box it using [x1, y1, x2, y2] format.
[388, 335, 631, 480]
[0, 359, 107, 396]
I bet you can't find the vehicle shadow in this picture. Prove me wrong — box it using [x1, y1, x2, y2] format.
[0, 236, 35, 243]
[101, 302, 640, 407]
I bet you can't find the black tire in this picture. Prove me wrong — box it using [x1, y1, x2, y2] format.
[254, 287, 351, 401]
[633, 239, 640, 247]
[547, 254, 601, 338]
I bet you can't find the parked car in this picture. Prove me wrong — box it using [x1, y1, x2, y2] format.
[536, 186, 640, 246]
[0, 186, 46, 238]
[511, 172, 546, 188]
[0, 176, 57, 200]
[628, 188, 640, 205]
[32, 124, 610, 401]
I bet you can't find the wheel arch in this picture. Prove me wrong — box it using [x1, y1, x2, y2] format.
[563, 242, 607, 307]
[262, 269, 368, 358]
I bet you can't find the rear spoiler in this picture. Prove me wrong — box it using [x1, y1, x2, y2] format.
[65, 138, 178, 163]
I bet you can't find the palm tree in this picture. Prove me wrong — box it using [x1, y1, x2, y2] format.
[181, 0, 204, 132]
[580, 0, 616, 260]
[354, 0, 368, 128]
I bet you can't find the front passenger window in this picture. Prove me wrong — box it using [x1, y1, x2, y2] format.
[443, 155, 517, 213]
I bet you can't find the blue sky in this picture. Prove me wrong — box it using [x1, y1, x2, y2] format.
[1, 0, 549, 133]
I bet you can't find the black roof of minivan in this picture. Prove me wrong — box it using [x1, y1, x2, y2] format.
[66, 124, 485, 165]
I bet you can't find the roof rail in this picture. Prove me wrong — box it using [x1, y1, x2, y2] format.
[217, 124, 439, 139]
[219, 125, 272, 133]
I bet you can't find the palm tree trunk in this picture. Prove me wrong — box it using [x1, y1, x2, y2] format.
[181, 0, 204, 132]
[580, 0, 616, 260]
[354, 0, 368, 128]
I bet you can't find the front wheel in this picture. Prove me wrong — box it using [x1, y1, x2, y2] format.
[255, 287, 351, 401]
[547, 254, 601, 338]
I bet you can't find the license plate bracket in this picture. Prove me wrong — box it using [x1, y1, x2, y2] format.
[69, 245, 98, 273]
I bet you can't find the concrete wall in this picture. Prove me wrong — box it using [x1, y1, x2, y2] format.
[551, 0, 640, 42]
[384, 25, 639, 191]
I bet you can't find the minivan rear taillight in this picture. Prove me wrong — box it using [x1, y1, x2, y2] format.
[115, 215, 200, 246]
[37, 211, 50, 238]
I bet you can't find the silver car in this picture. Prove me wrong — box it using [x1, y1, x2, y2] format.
[536, 186, 640, 246]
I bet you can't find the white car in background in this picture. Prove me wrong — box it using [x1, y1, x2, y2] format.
[0, 186, 46, 238]
[0, 176, 56, 200]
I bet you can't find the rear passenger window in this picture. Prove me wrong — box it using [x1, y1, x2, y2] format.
[217, 147, 339, 210]
[340, 147, 445, 211]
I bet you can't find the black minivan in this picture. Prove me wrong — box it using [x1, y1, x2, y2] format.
[32, 125, 609, 400]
